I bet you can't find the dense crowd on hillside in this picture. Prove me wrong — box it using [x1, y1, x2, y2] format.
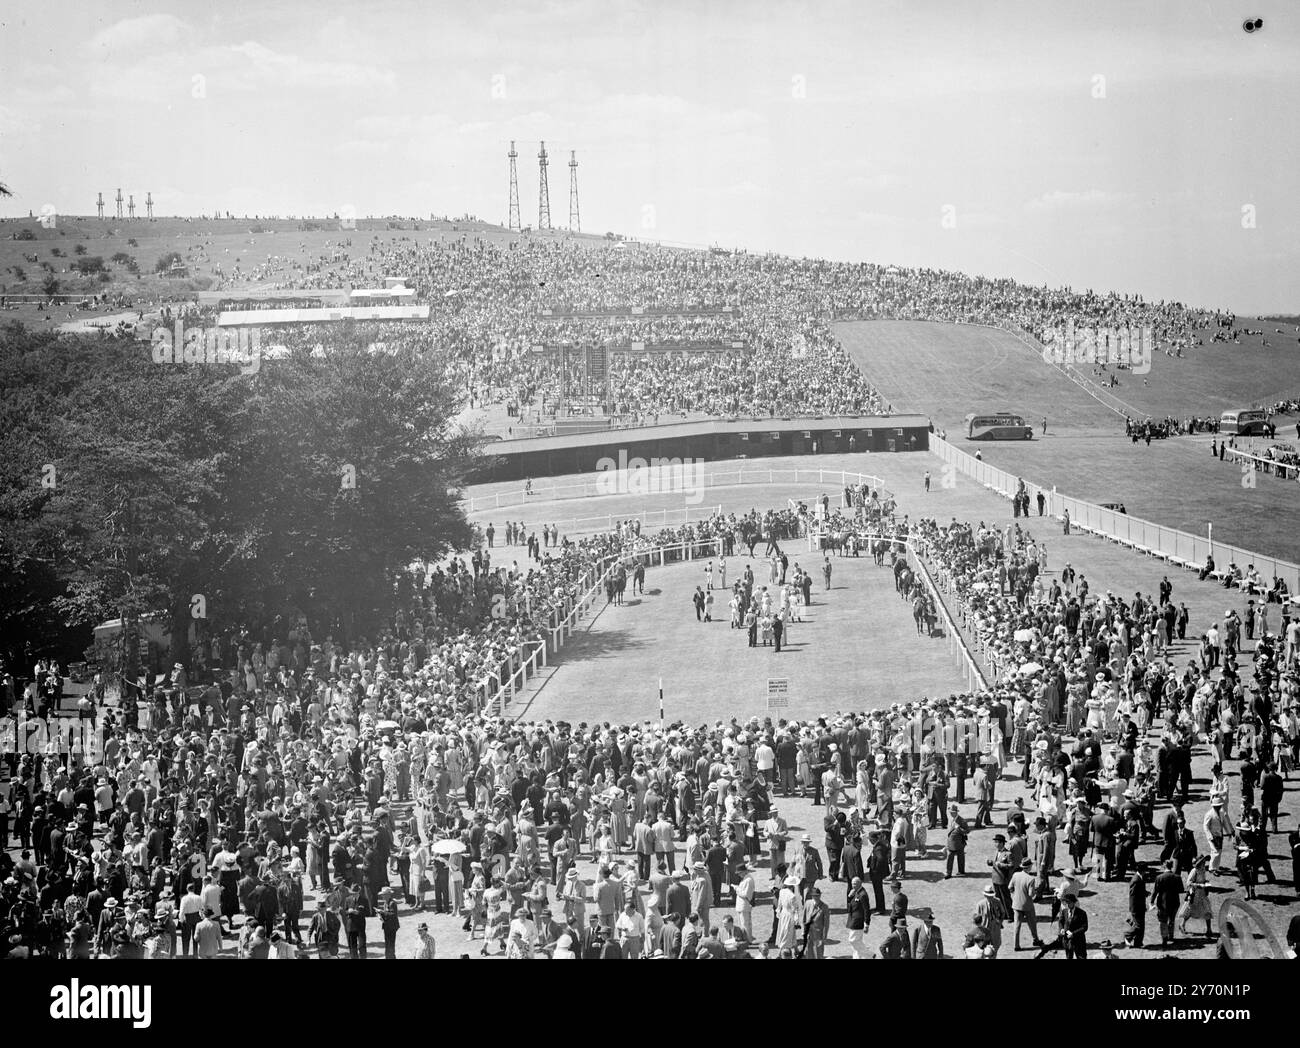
[185, 236, 1246, 428]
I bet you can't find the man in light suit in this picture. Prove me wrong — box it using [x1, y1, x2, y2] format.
[648, 861, 672, 913]
[1009, 858, 1043, 950]
[687, 861, 712, 931]
[733, 861, 756, 938]
[801, 887, 830, 958]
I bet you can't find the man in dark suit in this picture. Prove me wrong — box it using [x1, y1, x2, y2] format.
[845, 877, 870, 958]
[665, 870, 691, 922]
[867, 832, 889, 913]
[658, 913, 682, 959]
[251, 875, 279, 931]
[1090, 803, 1117, 881]
[911, 908, 944, 958]
[772, 615, 784, 653]
[945, 807, 968, 878]
[1057, 895, 1089, 959]
[237, 869, 260, 924]
[1159, 797, 1184, 862]
[1152, 860, 1183, 946]
[1124, 869, 1147, 949]
[580, 915, 603, 959]
[839, 835, 864, 908]
[824, 811, 846, 882]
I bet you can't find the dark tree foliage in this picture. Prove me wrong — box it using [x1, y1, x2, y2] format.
[0, 322, 480, 670]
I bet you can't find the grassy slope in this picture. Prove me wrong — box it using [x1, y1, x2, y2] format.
[837, 320, 1300, 556]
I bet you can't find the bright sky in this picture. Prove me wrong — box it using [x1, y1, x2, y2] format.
[1, 1, 1297, 313]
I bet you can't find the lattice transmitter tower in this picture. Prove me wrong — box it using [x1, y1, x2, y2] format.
[115, 188, 124, 219]
[507, 141, 520, 232]
[568, 151, 581, 232]
[96, 192, 104, 219]
[145, 192, 154, 219]
[537, 141, 551, 231]
[127, 194, 136, 219]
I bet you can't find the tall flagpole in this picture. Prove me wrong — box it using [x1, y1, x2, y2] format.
[659, 678, 664, 731]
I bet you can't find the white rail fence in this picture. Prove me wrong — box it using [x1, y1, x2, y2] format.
[802, 529, 988, 693]
[1222, 444, 1300, 482]
[461, 467, 894, 515]
[930, 434, 1300, 594]
[479, 536, 728, 717]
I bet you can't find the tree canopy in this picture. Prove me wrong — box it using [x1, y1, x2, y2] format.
[0, 322, 480, 671]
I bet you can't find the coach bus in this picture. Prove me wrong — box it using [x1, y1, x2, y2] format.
[1220, 408, 1269, 436]
[965, 412, 1034, 440]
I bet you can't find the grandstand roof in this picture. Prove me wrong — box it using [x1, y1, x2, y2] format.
[197, 288, 350, 306]
[484, 414, 929, 455]
[215, 304, 430, 326]
[349, 287, 416, 299]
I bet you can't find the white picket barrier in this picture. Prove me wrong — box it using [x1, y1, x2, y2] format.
[462, 467, 894, 515]
[929, 434, 1300, 593]
[485, 537, 723, 717]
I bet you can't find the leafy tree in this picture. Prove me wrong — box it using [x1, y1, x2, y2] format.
[0, 323, 480, 671]
[73, 243, 86, 256]
[41, 274, 59, 296]
[154, 250, 182, 273]
[72, 255, 106, 275]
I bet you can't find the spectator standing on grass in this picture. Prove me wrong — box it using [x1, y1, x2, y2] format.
[973, 885, 1006, 957]
[1010, 859, 1042, 950]
[1153, 860, 1183, 946]
[1124, 869, 1147, 949]
[1057, 894, 1089, 959]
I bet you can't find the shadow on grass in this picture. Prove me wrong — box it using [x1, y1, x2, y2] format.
[1252, 891, 1299, 906]
[894, 870, 949, 884]
[553, 629, 651, 661]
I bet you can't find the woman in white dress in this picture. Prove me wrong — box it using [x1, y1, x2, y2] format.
[774, 877, 800, 951]
[407, 837, 430, 911]
[855, 761, 871, 815]
[1085, 681, 1107, 734]
[444, 743, 465, 793]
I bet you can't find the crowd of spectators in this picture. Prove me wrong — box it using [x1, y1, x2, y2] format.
[7, 496, 1296, 960]
[191, 235, 1251, 430]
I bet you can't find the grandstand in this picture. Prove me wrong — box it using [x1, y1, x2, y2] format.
[197, 288, 351, 310]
